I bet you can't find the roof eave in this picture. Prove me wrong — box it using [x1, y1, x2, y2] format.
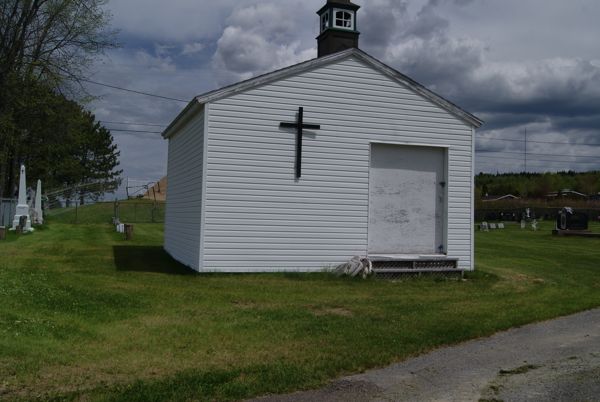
[161, 98, 203, 139]
[350, 49, 484, 128]
[194, 49, 357, 106]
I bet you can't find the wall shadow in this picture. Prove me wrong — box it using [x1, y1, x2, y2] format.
[113, 246, 195, 275]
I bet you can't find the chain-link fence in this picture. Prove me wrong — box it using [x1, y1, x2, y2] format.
[4, 179, 167, 225]
[45, 200, 165, 224]
[114, 200, 165, 223]
[476, 207, 600, 222]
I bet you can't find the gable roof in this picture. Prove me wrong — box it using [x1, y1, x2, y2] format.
[162, 48, 483, 139]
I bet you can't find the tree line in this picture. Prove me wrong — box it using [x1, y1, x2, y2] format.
[476, 171, 600, 199]
[0, 0, 121, 200]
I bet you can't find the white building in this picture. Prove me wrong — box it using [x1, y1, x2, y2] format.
[162, 0, 482, 273]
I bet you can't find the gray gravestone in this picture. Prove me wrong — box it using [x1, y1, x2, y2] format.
[32, 180, 43, 225]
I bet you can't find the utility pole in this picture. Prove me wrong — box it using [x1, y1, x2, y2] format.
[524, 127, 528, 173]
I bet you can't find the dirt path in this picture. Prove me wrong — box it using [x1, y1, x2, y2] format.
[251, 308, 600, 401]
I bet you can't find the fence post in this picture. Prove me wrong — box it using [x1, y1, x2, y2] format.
[134, 202, 137, 223]
[75, 195, 78, 224]
[114, 200, 120, 223]
[124, 223, 134, 240]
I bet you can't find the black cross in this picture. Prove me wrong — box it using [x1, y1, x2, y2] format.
[280, 107, 320, 178]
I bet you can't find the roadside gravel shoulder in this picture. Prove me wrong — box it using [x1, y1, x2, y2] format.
[251, 308, 600, 402]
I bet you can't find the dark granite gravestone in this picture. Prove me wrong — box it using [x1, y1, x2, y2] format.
[556, 207, 588, 231]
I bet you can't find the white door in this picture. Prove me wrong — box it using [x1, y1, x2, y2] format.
[368, 143, 446, 254]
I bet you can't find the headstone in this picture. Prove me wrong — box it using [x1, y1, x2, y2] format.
[490, 223, 497, 229]
[481, 222, 489, 232]
[531, 219, 538, 231]
[32, 180, 43, 225]
[11, 164, 32, 232]
[0, 226, 6, 240]
[556, 207, 588, 231]
[520, 219, 526, 229]
[498, 223, 505, 229]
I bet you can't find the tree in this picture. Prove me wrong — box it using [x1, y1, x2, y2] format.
[0, 0, 116, 197]
[0, 0, 114, 85]
[72, 111, 122, 203]
[10, 85, 122, 200]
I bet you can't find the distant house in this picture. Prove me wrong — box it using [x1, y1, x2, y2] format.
[482, 194, 520, 202]
[546, 189, 588, 199]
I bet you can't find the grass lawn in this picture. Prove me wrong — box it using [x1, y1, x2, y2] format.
[0, 219, 599, 401]
[46, 200, 164, 225]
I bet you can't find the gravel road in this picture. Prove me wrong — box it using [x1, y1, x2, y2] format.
[251, 308, 600, 402]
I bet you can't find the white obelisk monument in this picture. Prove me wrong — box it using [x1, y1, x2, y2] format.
[33, 179, 43, 225]
[11, 164, 32, 231]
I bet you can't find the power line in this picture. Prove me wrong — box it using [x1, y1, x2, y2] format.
[79, 78, 189, 103]
[108, 129, 163, 134]
[476, 154, 600, 165]
[477, 149, 600, 161]
[477, 136, 600, 147]
[100, 120, 166, 127]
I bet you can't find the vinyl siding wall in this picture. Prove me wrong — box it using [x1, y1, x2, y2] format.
[164, 108, 205, 270]
[203, 57, 474, 271]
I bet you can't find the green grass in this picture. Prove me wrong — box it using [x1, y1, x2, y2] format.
[0, 218, 599, 401]
[47, 200, 164, 224]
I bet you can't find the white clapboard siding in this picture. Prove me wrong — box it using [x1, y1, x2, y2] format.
[164, 108, 205, 270]
[201, 56, 474, 271]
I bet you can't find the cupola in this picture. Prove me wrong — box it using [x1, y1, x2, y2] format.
[317, 0, 360, 57]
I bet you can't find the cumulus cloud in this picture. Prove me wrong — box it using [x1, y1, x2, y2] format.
[211, 2, 316, 85]
[468, 59, 600, 172]
[87, 0, 600, 176]
[181, 42, 206, 56]
[353, 0, 600, 173]
[467, 60, 599, 125]
[359, 0, 486, 94]
[107, 0, 241, 42]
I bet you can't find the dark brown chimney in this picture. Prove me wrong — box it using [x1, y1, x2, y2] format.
[317, 0, 360, 57]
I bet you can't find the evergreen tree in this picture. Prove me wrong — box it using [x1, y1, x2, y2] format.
[7, 82, 121, 198]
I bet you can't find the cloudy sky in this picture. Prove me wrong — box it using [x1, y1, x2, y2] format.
[85, 0, 600, 185]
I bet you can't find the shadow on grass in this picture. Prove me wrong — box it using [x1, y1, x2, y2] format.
[113, 246, 195, 275]
[0, 229, 26, 243]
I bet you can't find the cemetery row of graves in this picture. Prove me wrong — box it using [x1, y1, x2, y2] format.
[1, 164, 598, 231]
